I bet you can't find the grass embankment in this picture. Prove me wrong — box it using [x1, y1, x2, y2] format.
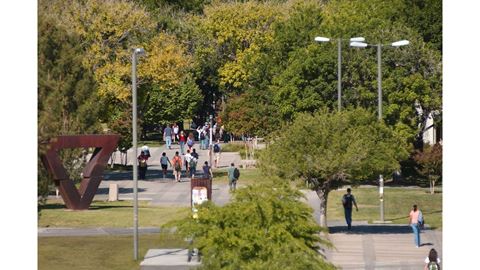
[212, 167, 265, 186]
[326, 186, 442, 229]
[39, 200, 189, 228]
[38, 233, 187, 270]
[220, 142, 248, 158]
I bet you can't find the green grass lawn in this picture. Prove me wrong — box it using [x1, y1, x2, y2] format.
[38, 233, 187, 270]
[39, 200, 189, 228]
[326, 186, 442, 229]
[220, 142, 248, 157]
[212, 167, 267, 186]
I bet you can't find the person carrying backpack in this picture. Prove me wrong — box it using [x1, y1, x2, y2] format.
[342, 188, 359, 230]
[409, 204, 423, 248]
[203, 161, 213, 180]
[227, 163, 240, 191]
[171, 152, 182, 182]
[424, 248, 441, 270]
[213, 140, 221, 168]
[189, 156, 198, 179]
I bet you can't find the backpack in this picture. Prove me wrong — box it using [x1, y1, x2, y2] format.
[418, 211, 425, 229]
[233, 168, 240, 179]
[173, 156, 182, 170]
[189, 158, 197, 168]
[343, 195, 353, 208]
[427, 261, 440, 270]
[213, 144, 220, 153]
[200, 132, 205, 140]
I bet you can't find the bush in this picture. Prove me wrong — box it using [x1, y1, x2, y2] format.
[165, 181, 335, 269]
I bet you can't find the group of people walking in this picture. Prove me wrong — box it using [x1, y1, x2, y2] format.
[138, 148, 209, 182]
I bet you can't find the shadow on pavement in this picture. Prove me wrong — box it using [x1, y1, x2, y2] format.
[103, 169, 204, 181]
[329, 224, 433, 234]
[39, 203, 133, 210]
[96, 187, 147, 194]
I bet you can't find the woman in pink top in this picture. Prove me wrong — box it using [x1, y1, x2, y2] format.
[409, 204, 422, 248]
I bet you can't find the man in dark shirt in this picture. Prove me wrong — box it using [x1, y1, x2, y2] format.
[342, 188, 358, 230]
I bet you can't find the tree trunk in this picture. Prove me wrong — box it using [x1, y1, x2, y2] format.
[315, 187, 330, 227]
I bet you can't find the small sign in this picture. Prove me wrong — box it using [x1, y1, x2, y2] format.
[192, 187, 208, 206]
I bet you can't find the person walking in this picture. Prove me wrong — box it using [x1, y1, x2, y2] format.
[227, 163, 240, 191]
[160, 152, 171, 179]
[137, 150, 149, 180]
[342, 188, 358, 230]
[200, 129, 206, 150]
[213, 140, 221, 168]
[189, 155, 198, 179]
[191, 148, 199, 160]
[409, 204, 423, 248]
[185, 149, 193, 175]
[424, 248, 441, 270]
[163, 124, 173, 149]
[171, 151, 182, 182]
[179, 130, 187, 155]
[187, 133, 195, 152]
[172, 123, 179, 143]
[203, 161, 213, 180]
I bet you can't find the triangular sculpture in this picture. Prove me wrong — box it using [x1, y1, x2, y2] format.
[41, 135, 120, 210]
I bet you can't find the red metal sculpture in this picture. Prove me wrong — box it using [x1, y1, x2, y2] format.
[41, 135, 120, 210]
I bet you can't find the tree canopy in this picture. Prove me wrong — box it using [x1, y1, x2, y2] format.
[259, 108, 409, 226]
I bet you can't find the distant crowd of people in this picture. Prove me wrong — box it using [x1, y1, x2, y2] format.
[136, 122, 231, 183]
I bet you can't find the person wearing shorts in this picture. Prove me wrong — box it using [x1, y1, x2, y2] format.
[160, 152, 171, 179]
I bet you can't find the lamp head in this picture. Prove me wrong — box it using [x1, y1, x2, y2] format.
[350, 37, 365, 42]
[133, 48, 146, 56]
[350, 42, 368, 48]
[391, 40, 409, 47]
[314, 36, 330, 42]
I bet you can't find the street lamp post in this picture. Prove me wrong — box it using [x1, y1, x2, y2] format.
[314, 36, 366, 111]
[209, 114, 213, 167]
[350, 40, 410, 120]
[350, 39, 409, 222]
[131, 47, 145, 260]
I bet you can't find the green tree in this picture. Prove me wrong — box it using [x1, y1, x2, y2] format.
[401, 0, 442, 51]
[167, 182, 335, 269]
[38, 11, 101, 201]
[259, 108, 409, 226]
[413, 143, 442, 194]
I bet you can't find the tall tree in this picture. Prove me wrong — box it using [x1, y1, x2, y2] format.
[259, 108, 409, 226]
[38, 11, 101, 200]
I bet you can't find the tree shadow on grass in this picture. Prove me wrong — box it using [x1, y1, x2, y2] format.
[39, 203, 134, 211]
[213, 171, 227, 178]
[96, 187, 147, 194]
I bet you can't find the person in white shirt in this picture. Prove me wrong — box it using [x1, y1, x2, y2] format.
[184, 149, 193, 174]
[173, 123, 179, 143]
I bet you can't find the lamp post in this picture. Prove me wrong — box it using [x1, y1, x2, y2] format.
[131, 47, 145, 260]
[314, 36, 366, 111]
[350, 40, 410, 120]
[350, 39, 409, 222]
